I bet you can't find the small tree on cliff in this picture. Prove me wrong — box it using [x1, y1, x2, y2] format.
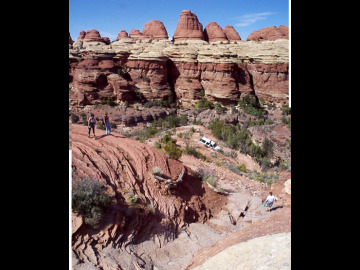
[72, 178, 112, 229]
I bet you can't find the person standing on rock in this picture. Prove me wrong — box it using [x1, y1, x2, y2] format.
[264, 191, 278, 211]
[88, 113, 96, 138]
[103, 112, 111, 135]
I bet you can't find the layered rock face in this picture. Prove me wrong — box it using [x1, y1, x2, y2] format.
[223, 25, 242, 41]
[69, 39, 288, 107]
[173, 10, 204, 42]
[142, 20, 169, 40]
[204, 22, 228, 43]
[247, 26, 289, 41]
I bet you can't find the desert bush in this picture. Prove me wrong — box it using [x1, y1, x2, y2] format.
[186, 78, 192, 82]
[239, 163, 247, 172]
[72, 178, 112, 229]
[195, 97, 215, 110]
[281, 104, 291, 115]
[110, 122, 117, 129]
[160, 132, 177, 144]
[154, 141, 162, 149]
[71, 114, 80, 123]
[215, 103, 227, 114]
[164, 141, 182, 159]
[183, 143, 206, 161]
[238, 94, 265, 117]
[127, 192, 138, 206]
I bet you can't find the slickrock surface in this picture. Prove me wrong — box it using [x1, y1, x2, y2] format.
[142, 20, 169, 40]
[173, 10, 205, 42]
[204, 22, 228, 43]
[190, 233, 291, 270]
[247, 26, 289, 41]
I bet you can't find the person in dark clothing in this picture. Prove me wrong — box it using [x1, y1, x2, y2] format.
[103, 112, 111, 135]
[88, 113, 96, 137]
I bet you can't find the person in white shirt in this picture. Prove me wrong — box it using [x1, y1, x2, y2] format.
[264, 192, 277, 212]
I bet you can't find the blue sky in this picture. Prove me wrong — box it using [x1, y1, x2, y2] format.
[69, 0, 289, 41]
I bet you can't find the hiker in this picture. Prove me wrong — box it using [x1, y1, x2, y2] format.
[264, 191, 278, 211]
[103, 112, 111, 135]
[88, 113, 96, 138]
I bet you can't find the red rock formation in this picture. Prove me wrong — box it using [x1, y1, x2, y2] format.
[83, 29, 110, 44]
[223, 25, 242, 41]
[129, 29, 144, 39]
[247, 63, 289, 102]
[204, 22, 228, 43]
[142, 20, 169, 40]
[278, 25, 289, 37]
[116, 30, 129, 41]
[246, 26, 288, 41]
[77, 30, 86, 40]
[173, 10, 204, 41]
[69, 33, 74, 45]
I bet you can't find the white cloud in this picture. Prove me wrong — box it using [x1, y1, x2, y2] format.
[234, 12, 276, 27]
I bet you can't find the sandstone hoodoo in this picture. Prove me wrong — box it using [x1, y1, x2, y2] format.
[76, 30, 86, 40]
[116, 30, 129, 40]
[223, 25, 242, 41]
[204, 22, 228, 43]
[83, 29, 110, 44]
[129, 29, 144, 39]
[142, 20, 169, 40]
[173, 10, 204, 42]
[247, 26, 289, 41]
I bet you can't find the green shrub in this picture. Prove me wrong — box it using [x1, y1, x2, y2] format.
[205, 176, 217, 186]
[200, 89, 205, 97]
[215, 103, 227, 114]
[184, 143, 206, 160]
[160, 132, 177, 144]
[72, 178, 112, 229]
[238, 94, 265, 117]
[154, 141, 162, 149]
[110, 122, 117, 129]
[71, 114, 80, 123]
[164, 141, 182, 159]
[186, 78, 192, 82]
[282, 104, 291, 115]
[262, 138, 274, 158]
[239, 163, 247, 172]
[106, 97, 115, 106]
[195, 97, 215, 110]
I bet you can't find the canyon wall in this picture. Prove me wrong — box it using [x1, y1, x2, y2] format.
[69, 10, 289, 108]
